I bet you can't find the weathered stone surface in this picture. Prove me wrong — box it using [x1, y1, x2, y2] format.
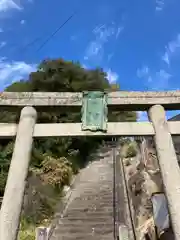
[0, 107, 37, 240]
[0, 90, 180, 110]
[126, 133, 179, 239]
[149, 105, 180, 240]
[1, 122, 180, 138]
[124, 146, 158, 239]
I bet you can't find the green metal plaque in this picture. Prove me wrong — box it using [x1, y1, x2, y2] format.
[81, 91, 108, 132]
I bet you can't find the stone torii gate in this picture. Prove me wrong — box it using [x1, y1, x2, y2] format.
[0, 91, 180, 240]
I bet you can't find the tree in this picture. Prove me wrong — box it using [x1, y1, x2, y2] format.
[29, 59, 110, 92]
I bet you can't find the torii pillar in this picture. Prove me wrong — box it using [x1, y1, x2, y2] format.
[149, 104, 180, 240]
[0, 106, 37, 240]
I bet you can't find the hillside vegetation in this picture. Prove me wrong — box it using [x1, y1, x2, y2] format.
[0, 58, 137, 238]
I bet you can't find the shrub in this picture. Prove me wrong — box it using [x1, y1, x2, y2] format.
[125, 143, 137, 158]
[40, 155, 73, 190]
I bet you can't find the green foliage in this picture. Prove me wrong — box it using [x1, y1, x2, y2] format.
[119, 138, 131, 146]
[0, 171, 8, 196]
[40, 155, 73, 190]
[18, 217, 35, 240]
[125, 142, 138, 158]
[18, 227, 35, 240]
[33, 59, 109, 92]
[5, 80, 32, 92]
[0, 142, 14, 195]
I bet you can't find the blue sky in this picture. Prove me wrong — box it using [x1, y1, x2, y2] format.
[0, 0, 180, 120]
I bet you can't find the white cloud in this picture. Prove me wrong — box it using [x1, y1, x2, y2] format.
[84, 22, 124, 64]
[106, 69, 118, 83]
[162, 34, 180, 66]
[155, 69, 172, 89]
[82, 64, 89, 69]
[158, 69, 171, 80]
[70, 35, 77, 41]
[84, 41, 103, 61]
[20, 19, 25, 24]
[107, 53, 114, 62]
[156, 0, 165, 11]
[81, 64, 118, 84]
[0, 0, 22, 12]
[137, 33, 180, 91]
[137, 66, 172, 90]
[137, 66, 149, 78]
[0, 41, 6, 48]
[0, 58, 36, 89]
[116, 26, 124, 39]
[162, 51, 170, 65]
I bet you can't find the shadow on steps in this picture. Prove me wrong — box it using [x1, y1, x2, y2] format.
[159, 228, 175, 240]
[145, 228, 175, 240]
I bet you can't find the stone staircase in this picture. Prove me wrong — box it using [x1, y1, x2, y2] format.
[49, 145, 115, 240]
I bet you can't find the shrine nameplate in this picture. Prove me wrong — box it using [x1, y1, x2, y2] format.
[81, 91, 108, 132]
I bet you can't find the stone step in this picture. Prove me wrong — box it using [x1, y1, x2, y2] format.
[75, 181, 113, 185]
[66, 200, 113, 207]
[56, 226, 114, 232]
[69, 201, 113, 206]
[64, 211, 113, 218]
[72, 188, 113, 192]
[68, 202, 113, 209]
[57, 216, 114, 223]
[81, 164, 112, 168]
[72, 187, 113, 192]
[59, 202, 114, 211]
[54, 222, 113, 230]
[71, 189, 113, 194]
[80, 171, 113, 175]
[77, 181, 113, 184]
[58, 219, 113, 225]
[71, 198, 113, 204]
[77, 170, 112, 173]
[64, 210, 113, 217]
[53, 227, 113, 235]
[70, 188, 113, 194]
[71, 194, 113, 201]
[50, 234, 113, 240]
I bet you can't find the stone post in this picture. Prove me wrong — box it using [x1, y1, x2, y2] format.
[148, 104, 180, 240]
[0, 106, 37, 240]
[118, 225, 129, 240]
[36, 227, 50, 240]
